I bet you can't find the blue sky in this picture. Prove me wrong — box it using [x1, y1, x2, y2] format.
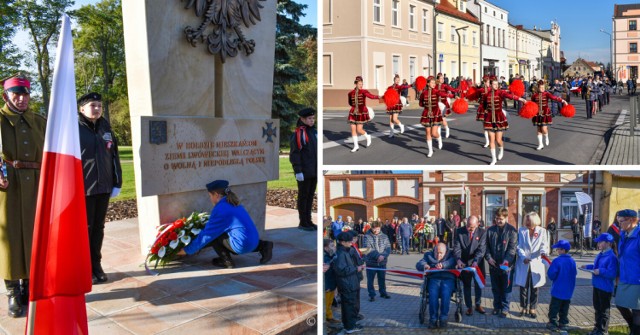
[488, 0, 637, 64]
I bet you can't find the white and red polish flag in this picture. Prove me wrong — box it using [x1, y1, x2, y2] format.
[27, 14, 91, 335]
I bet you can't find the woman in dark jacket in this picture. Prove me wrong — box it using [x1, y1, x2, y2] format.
[78, 92, 122, 284]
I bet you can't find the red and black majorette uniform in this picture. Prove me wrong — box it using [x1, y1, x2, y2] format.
[386, 83, 411, 114]
[419, 87, 453, 127]
[482, 89, 519, 132]
[475, 86, 490, 121]
[530, 91, 563, 126]
[436, 83, 460, 116]
[347, 88, 379, 124]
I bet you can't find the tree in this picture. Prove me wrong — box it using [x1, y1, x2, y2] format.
[272, 0, 316, 144]
[15, 0, 74, 114]
[74, 0, 125, 122]
[286, 37, 317, 112]
[0, 1, 22, 80]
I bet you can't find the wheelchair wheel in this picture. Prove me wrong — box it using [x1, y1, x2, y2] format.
[419, 280, 428, 324]
[455, 310, 462, 322]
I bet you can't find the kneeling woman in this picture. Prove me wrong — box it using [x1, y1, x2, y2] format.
[347, 76, 379, 152]
[419, 76, 454, 158]
[530, 80, 567, 150]
[178, 180, 274, 268]
[482, 79, 527, 165]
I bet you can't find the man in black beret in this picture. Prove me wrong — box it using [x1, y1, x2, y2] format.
[289, 108, 317, 231]
[77, 92, 123, 284]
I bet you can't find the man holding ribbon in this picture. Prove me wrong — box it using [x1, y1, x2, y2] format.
[485, 207, 518, 318]
[453, 215, 487, 316]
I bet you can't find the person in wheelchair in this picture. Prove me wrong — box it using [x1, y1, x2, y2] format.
[416, 242, 457, 329]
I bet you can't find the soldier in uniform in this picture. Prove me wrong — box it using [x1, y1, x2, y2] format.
[386, 74, 410, 138]
[78, 92, 123, 284]
[347, 76, 379, 152]
[529, 81, 567, 151]
[289, 108, 317, 231]
[481, 79, 526, 165]
[0, 74, 46, 317]
[419, 76, 454, 158]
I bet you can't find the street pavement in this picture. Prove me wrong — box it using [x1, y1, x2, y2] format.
[0, 206, 317, 335]
[323, 93, 630, 165]
[325, 248, 626, 335]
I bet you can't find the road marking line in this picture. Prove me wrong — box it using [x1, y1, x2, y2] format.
[323, 123, 427, 149]
[616, 110, 628, 125]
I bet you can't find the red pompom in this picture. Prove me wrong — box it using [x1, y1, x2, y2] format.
[509, 79, 525, 98]
[452, 98, 468, 114]
[415, 76, 427, 91]
[519, 101, 539, 119]
[560, 104, 576, 118]
[466, 87, 479, 101]
[383, 88, 400, 108]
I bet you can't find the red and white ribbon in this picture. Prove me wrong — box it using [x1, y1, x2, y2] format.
[365, 266, 485, 288]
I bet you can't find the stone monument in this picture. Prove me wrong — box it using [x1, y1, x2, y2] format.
[122, 0, 278, 255]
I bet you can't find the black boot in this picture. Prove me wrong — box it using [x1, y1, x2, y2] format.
[211, 249, 235, 269]
[4, 280, 23, 318]
[19, 279, 29, 306]
[259, 240, 274, 264]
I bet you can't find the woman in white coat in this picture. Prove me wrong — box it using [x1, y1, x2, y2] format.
[515, 212, 549, 319]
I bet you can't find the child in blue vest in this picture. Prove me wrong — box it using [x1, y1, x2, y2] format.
[581, 233, 618, 335]
[547, 240, 577, 331]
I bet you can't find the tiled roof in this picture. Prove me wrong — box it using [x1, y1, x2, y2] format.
[436, 0, 480, 25]
[615, 4, 640, 17]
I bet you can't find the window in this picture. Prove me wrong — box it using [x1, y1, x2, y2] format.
[502, 30, 505, 48]
[392, 0, 399, 27]
[632, 43, 638, 53]
[323, 54, 332, 85]
[409, 5, 415, 30]
[422, 9, 428, 33]
[560, 192, 579, 229]
[438, 22, 444, 40]
[460, 1, 466, 12]
[484, 6, 487, 13]
[501, 13, 503, 20]
[451, 25, 456, 42]
[451, 61, 457, 77]
[630, 20, 637, 31]
[409, 57, 416, 83]
[462, 29, 467, 45]
[323, 0, 332, 24]
[486, 24, 490, 45]
[522, 194, 542, 225]
[373, 0, 382, 23]
[493, 26, 496, 46]
[473, 30, 477, 46]
[493, 10, 496, 17]
[485, 193, 505, 227]
[393, 55, 400, 78]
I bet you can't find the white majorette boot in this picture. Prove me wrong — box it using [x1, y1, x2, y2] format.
[399, 123, 405, 134]
[445, 126, 450, 138]
[498, 146, 504, 160]
[389, 124, 395, 138]
[544, 133, 549, 146]
[427, 140, 433, 158]
[351, 136, 359, 152]
[483, 131, 490, 148]
[536, 134, 544, 150]
[437, 136, 443, 149]
[365, 133, 372, 147]
[490, 148, 497, 165]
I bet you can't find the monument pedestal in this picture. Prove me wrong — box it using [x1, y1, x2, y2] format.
[123, 0, 278, 255]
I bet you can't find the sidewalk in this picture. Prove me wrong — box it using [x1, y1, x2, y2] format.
[0, 206, 317, 335]
[325, 252, 626, 335]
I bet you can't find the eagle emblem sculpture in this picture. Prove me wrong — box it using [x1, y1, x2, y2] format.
[181, 0, 266, 63]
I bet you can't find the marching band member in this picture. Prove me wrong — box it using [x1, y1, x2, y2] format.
[529, 80, 567, 150]
[475, 76, 491, 147]
[419, 76, 454, 158]
[347, 76, 379, 152]
[386, 75, 411, 138]
[482, 79, 526, 165]
[436, 73, 460, 139]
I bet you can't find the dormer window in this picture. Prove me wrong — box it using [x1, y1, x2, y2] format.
[460, 0, 466, 12]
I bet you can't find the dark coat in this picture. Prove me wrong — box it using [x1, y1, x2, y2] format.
[484, 223, 518, 268]
[453, 227, 487, 265]
[324, 249, 337, 291]
[289, 121, 317, 178]
[334, 245, 360, 292]
[79, 114, 122, 196]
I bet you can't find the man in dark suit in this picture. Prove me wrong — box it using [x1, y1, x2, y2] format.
[453, 215, 487, 315]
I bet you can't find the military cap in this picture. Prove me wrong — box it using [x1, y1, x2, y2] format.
[617, 209, 638, 218]
[78, 92, 102, 106]
[354, 75, 363, 83]
[336, 232, 353, 242]
[298, 108, 315, 117]
[1, 74, 30, 94]
[206, 179, 229, 192]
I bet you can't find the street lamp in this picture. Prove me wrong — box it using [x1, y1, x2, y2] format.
[600, 29, 613, 80]
[456, 26, 468, 79]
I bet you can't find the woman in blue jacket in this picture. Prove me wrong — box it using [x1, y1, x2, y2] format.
[178, 180, 273, 268]
[581, 233, 619, 335]
[615, 209, 640, 335]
